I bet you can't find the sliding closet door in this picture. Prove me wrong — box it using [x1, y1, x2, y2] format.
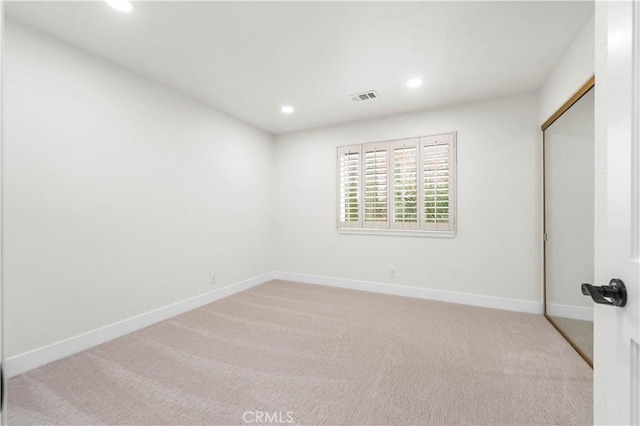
[544, 87, 595, 364]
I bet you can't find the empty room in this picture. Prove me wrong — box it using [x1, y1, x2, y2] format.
[1, 1, 638, 425]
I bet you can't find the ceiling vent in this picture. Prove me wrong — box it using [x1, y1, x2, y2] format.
[351, 90, 379, 103]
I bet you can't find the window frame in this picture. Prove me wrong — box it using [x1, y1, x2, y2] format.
[336, 132, 457, 237]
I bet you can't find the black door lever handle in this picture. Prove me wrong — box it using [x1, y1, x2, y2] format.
[581, 278, 627, 307]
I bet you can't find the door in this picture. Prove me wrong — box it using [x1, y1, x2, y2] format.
[544, 85, 595, 366]
[0, 0, 4, 423]
[604, 1, 640, 424]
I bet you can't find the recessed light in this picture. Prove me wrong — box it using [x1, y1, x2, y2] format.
[281, 106, 294, 114]
[106, 0, 133, 13]
[406, 78, 423, 88]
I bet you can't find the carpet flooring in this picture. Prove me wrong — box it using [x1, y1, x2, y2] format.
[8, 280, 593, 425]
[548, 316, 593, 363]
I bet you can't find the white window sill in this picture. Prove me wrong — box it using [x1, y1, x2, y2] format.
[337, 228, 456, 238]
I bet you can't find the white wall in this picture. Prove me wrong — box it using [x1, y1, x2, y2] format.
[274, 93, 541, 303]
[3, 20, 275, 358]
[539, 16, 595, 124]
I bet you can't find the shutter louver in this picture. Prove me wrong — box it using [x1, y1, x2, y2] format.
[337, 145, 362, 228]
[364, 142, 389, 229]
[392, 139, 419, 230]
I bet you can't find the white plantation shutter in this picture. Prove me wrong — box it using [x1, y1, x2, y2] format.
[363, 142, 390, 229]
[337, 132, 456, 235]
[392, 138, 419, 230]
[422, 133, 456, 231]
[337, 145, 362, 228]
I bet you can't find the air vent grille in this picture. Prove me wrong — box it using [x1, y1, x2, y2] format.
[351, 90, 379, 102]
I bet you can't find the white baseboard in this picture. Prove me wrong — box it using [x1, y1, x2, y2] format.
[6, 270, 544, 378]
[546, 303, 594, 321]
[273, 271, 543, 315]
[5, 272, 274, 378]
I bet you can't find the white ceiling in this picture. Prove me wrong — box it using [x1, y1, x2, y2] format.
[6, 1, 594, 135]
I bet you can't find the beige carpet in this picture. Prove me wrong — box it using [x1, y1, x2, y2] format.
[8, 280, 592, 425]
[548, 316, 593, 363]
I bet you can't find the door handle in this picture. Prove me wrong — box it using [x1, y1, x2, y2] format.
[1, 362, 4, 412]
[581, 278, 627, 307]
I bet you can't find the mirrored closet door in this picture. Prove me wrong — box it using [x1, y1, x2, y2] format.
[543, 79, 595, 366]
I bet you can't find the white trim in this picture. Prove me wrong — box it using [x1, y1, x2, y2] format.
[5, 272, 274, 378]
[338, 228, 456, 238]
[546, 303, 594, 321]
[273, 271, 542, 314]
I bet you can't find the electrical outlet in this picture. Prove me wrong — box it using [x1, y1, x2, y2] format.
[211, 272, 217, 284]
[389, 267, 396, 278]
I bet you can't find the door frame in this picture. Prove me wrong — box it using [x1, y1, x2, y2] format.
[541, 75, 595, 368]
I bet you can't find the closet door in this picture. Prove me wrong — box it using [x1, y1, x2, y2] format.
[544, 87, 595, 365]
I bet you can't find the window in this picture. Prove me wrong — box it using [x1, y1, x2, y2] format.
[337, 132, 456, 236]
